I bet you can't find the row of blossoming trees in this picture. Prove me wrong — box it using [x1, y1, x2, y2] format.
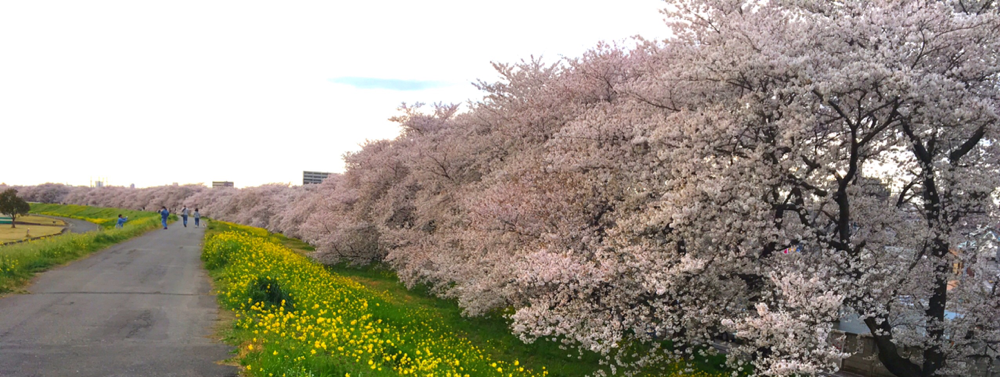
[8, 1, 1000, 375]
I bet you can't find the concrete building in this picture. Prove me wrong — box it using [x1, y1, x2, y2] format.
[303, 171, 331, 185]
[212, 181, 234, 188]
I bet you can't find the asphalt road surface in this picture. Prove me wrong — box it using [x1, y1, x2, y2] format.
[34, 215, 100, 234]
[0, 221, 237, 376]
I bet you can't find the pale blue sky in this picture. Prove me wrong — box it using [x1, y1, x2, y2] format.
[0, 0, 669, 188]
[328, 78, 452, 91]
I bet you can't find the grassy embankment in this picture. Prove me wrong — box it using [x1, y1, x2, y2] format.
[204, 221, 732, 377]
[30, 203, 165, 228]
[0, 204, 167, 293]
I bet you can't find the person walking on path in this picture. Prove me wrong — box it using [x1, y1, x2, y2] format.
[180, 206, 190, 227]
[194, 208, 201, 228]
[159, 206, 169, 230]
[115, 214, 128, 229]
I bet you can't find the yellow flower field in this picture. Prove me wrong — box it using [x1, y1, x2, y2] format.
[204, 223, 550, 377]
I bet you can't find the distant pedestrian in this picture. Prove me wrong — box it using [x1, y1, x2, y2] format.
[116, 214, 128, 229]
[194, 208, 201, 228]
[180, 206, 189, 227]
[159, 206, 169, 229]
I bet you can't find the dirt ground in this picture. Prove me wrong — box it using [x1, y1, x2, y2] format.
[0, 216, 66, 243]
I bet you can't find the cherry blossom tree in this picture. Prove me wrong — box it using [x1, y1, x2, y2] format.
[381, 1, 1000, 375]
[16, 183, 71, 203]
[639, 1, 999, 375]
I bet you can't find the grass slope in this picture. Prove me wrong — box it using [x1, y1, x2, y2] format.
[324, 264, 733, 377]
[205, 221, 732, 377]
[0, 204, 165, 293]
[30, 203, 166, 228]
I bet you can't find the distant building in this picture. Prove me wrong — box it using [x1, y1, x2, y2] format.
[303, 171, 331, 185]
[130, 184, 135, 189]
[212, 181, 234, 188]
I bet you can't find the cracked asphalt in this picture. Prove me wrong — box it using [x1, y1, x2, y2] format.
[0, 220, 237, 376]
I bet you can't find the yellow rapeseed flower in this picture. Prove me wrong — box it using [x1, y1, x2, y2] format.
[204, 225, 575, 377]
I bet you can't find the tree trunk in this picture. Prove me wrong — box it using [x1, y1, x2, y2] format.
[864, 316, 924, 376]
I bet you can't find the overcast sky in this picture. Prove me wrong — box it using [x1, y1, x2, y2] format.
[1, 0, 669, 188]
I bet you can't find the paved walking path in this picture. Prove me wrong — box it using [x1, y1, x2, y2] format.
[0, 222, 237, 376]
[35, 215, 101, 234]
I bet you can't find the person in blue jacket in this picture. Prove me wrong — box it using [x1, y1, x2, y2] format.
[159, 206, 169, 229]
[115, 214, 128, 229]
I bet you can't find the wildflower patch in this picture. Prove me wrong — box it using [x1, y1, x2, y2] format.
[204, 222, 548, 377]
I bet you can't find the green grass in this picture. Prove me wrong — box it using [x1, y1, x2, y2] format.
[0, 213, 163, 293]
[271, 231, 316, 254]
[325, 263, 607, 376]
[324, 265, 735, 377]
[29, 203, 168, 228]
[204, 221, 734, 377]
